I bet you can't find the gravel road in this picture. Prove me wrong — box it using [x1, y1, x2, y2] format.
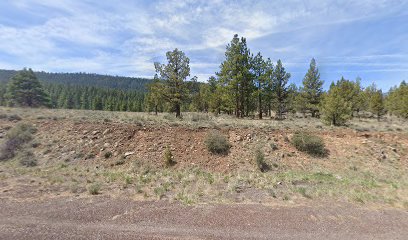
[1, 196, 407, 239]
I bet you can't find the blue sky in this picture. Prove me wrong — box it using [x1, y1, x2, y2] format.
[0, 0, 407, 90]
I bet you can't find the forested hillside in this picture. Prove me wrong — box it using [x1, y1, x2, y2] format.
[0, 69, 150, 111]
[0, 69, 151, 91]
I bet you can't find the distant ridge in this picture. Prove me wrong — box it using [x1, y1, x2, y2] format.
[0, 69, 152, 92]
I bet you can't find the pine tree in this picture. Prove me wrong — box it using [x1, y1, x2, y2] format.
[5, 68, 50, 107]
[145, 77, 164, 115]
[207, 77, 224, 115]
[385, 81, 408, 118]
[218, 34, 253, 118]
[252, 53, 273, 119]
[320, 81, 353, 126]
[286, 83, 299, 115]
[365, 84, 384, 121]
[299, 58, 323, 117]
[335, 77, 363, 117]
[272, 60, 291, 120]
[154, 48, 191, 118]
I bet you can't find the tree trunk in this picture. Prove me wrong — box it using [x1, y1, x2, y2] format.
[258, 93, 262, 119]
[154, 105, 158, 115]
[175, 104, 181, 118]
[235, 97, 239, 118]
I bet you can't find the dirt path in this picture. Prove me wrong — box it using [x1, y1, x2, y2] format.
[1, 196, 407, 240]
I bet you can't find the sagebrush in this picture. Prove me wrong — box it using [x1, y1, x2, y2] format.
[0, 123, 36, 161]
[291, 132, 326, 157]
[204, 130, 230, 155]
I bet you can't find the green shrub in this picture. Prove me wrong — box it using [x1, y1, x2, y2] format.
[270, 143, 278, 151]
[204, 130, 230, 155]
[190, 113, 210, 122]
[255, 148, 269, 172]
[18, 150, 37, 167]
[104, 151, 112, 159]
[87, 182, 101, 195]
[6, 123, 36, 142]
[7, 114, 22, 121]
[85, 153, 95, 160]
[0, 123, 36, 161]
[291, 132, 327, 157]
[163, 146, 175, 167]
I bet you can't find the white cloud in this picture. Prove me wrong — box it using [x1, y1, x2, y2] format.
[0, 0, 406, 84]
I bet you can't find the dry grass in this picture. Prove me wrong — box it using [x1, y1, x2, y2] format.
[0, 106, 407, 208]
[1, 106, 406, 132]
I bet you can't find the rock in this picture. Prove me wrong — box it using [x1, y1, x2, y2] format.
[92, 130, 100, 135]
[124, 151, 135, 157]
[378, 154, 387, 161]
[236, 135, 243, 141]
[82, 130, 89, 135]
[103, 129, 110, 135]
[388, 146, 397, 152]
[103, 143, 110, 148]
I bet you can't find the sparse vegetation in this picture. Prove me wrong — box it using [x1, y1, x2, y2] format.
[163, 146, 175, 167]
[291, 132, 326, 157]
[255, 148, 269, 172]
[204, 130, 230, 155]
[0, 123, 36, 161]
[17, 150, 37, 167]
[104, 151, 112, 159]
[87, 182, 101, 195]
[0, 106, 407, 209]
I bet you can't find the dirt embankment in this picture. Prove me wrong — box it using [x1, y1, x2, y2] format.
[31, 119, 408, 172]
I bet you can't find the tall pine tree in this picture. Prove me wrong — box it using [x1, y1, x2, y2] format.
[299, 58, 323, 117]
[153, 48, 191, 118]
[272, 60, 291, 120]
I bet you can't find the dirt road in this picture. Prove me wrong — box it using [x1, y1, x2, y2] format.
[1, 196, 407, 240]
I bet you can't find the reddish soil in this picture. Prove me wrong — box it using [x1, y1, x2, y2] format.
[29, 119, 408, 172]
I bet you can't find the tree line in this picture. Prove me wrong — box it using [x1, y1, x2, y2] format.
[147, 34, 407, 125]
[0, 69, 150, 91]
[0, 34, 406, 125]
[0, 69, 145, 112]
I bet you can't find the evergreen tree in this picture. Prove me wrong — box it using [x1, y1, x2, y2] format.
[299, 58, 323, 117]
[145, 77, 164, 114]
[218, 34, 253, 118]
[154, 48, 191, 118]
[5, 68, 50, 107]
[335, 77, 363, 117]
[320, 81, 353, 126]
[385, 81, 408, 118]
[286, 83, 299, 115]
[272, 60, 291, 120]
[252, 52, 273, 119]
[365, 83, 385, 121]
[207, 77, 223, 115]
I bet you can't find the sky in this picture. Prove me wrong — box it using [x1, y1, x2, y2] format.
[0, 0, 407, 90]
